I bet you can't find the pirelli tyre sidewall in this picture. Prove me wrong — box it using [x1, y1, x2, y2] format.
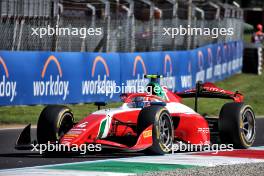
[137, 105, 174, 155]
[219, 102, 256, 149]
[37, 105, 74, 144]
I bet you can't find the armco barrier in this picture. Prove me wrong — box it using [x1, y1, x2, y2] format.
[0, 41, 243, 106]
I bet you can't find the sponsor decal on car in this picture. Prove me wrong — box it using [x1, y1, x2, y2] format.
[143, 130, 152, 138]
[97, 114, 112, 139]
[197, 127, 210, 134]
[67, 129, 85, 135]
[63, 134, 80, 137]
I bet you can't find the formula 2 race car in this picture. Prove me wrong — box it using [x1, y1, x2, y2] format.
[15, 75, 256, 155]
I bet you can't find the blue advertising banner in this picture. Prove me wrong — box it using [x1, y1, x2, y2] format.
[0, 41, 243, 106]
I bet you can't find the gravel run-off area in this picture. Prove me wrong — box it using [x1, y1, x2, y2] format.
[139, 162, 264, 176]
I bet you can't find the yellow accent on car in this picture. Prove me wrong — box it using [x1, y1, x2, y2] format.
[63, 134, 79, 137]
[143, 130, 152, 138]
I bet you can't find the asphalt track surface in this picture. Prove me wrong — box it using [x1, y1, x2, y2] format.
[0, 118, 264, 170]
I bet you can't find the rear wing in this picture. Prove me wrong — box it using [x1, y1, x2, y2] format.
[176, 82, 244, 103]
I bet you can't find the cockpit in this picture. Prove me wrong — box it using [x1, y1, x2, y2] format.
[122, 93, 166, 109]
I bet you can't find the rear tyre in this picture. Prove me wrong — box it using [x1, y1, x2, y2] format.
[219, 102, 256, 149]
[137, 105, 174, 155]
[37, 105, 74, 144]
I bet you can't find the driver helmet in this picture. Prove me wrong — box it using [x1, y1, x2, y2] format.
[133, 96, 146, 108]
[146, 82, 166, 99]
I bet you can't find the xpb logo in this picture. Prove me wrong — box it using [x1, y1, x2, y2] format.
[0, 57, 17, 102]
[33, 55, 69, 100]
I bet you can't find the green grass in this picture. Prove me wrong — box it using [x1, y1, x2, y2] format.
[0, 103, 122, 125]
[0, 73, 263, 125]
[243, 33, 252, 43]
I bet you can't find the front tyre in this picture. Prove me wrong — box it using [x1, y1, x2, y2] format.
[219, 102, 256, 149]
[37, 105, 74, 144]
[137, 105, 174, 155]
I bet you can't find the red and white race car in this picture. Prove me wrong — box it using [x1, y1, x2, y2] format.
[16, 75, 256, 155]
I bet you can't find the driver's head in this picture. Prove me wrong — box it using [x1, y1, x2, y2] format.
[133, 97, 145, 108]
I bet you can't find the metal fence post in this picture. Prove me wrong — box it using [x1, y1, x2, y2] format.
[187, 0, 192, 50]
[208, 2, 220, 43]
[122, 0, 135, 52]
[154, 7, 163, 51]
[82, 3, 96, 52]
[194, 7, 204, 48]
[121, 4, 131, 52]
[12, 17, 18, 51]
[99, 0, 110, 52]
[129, 1, 135, 52]
[138, 0, 154, 51]
[54, 1, 62, 51]
[166, 0, 178, 50]
[17, 18, 25, 51]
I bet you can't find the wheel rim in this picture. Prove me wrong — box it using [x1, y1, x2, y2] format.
[159, 113, 173, 150]
[241, 109, 255, 142]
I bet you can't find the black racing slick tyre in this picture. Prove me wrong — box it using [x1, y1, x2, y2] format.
[37, 105, 74, 144]
[219, 102, 256, 149]
[137, 105, 174, 155]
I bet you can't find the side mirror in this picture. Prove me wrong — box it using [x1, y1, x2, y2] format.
[94, 102, 107, 110]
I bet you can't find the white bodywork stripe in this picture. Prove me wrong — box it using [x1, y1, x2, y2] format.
[165, 102, 197, 114]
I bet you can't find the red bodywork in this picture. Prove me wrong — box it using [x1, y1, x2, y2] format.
[60, 82, 243, 151]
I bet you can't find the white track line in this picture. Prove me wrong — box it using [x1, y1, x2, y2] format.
[0, 169, 131, 176]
